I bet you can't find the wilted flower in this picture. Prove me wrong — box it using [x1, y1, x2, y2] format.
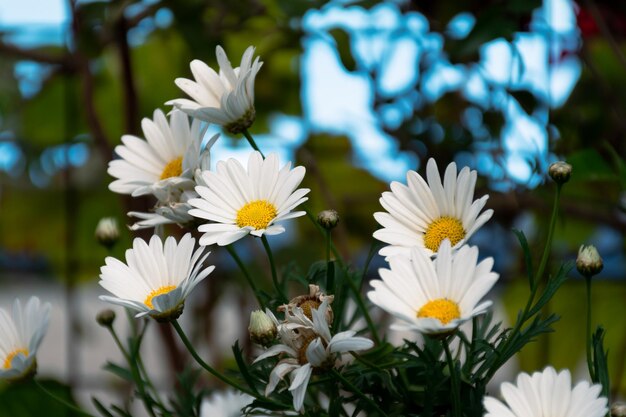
[548, 161, 572, 184]
[249, 310, 278, 346]
[108, 109, 210, 198]
[188, 152, 309, 246]
[373, 158, 493, 257]
[279, 284, 334, 326]
[99, 234, 214, 321]
[577, 244, 604, 277]
[254, 299, 373, 412]
[317, 209, 339, 230]
[484, 367, 608, 417]
[167, 45, 262, 134]
[95, 217, 120, 249]
[0, 297, 51, 382]
[368, 240, 499, 336]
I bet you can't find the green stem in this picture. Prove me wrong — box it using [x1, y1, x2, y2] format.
[261, 235, 287, 302]
[107, 322, 159, 417]
[443, 338, 462, 417]
[485, 184, 563, 381]
[585, 275, 595, 380]
[330, 369, 389, 417]
[242, 129, 264, 158]
[226, 245, 266, 309]
[305, 208, 345, 269]
[172, 320, 251, 394]
[325, 229, 334, 292]
[535, 184, 562, 287]
[35, 380, 94, 417]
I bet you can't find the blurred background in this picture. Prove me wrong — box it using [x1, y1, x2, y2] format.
[0, 0, 625, 415]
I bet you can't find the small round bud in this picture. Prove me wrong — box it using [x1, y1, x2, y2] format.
[577, 244, 603, 277]
[548, 161, 572, 184]
[612, 402, 626, 417]
[317, 210, 339, 230]
[95, 217, 120, 249]
[248, 310, 277, 346]
[96, 309, 116, 327]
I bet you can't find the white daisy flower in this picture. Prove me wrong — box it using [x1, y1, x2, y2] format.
[254, 299, 373, 412]
[484, 366, 608, 417]
[188, 151, 310, 246]
[373, 158, 493, 257]
[166, 45, 262, 134]
[367, 240, 499, 335]
[108, 109, 210, 197]
[99, 234, 214, 321]
[200, 390, 258, 417]
[0, 297, 51, 381]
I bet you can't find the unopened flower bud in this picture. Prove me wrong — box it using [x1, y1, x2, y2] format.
[96, 309, 116, 327]
[317, 210, 339, 230]
[612, 402, 626, 417]
[577, 245, 603, 277]
[248, 310, 277, 346]
[548, 161, 572, 184]
[95, 217, 120, 249]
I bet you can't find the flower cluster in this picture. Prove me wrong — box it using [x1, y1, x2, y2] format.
[1, 43, 612, 417]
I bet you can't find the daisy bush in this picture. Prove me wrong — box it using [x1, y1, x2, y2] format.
[5, 44, 615, 417]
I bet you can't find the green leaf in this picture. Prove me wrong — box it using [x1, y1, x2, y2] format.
[91, 397, 116, 417]
[0, 379, 83, 417]
[103, 362, 133, 382]
[527, 261, 573, 317]
[592, 326, 610, 398]
[512, 229, 535, 290]
[232, 340, 261, 395]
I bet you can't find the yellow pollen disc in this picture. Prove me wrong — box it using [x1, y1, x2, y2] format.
[3, 348, 28, 369]
[417, 298, 461, 325]
[423, 216, 465, 252]
[298, 299, 321, 321]
[144, 285, 177, 309]
[160, 157, 183, 180]
[236, 200, 277, 230]
[297, 336, 316, 365]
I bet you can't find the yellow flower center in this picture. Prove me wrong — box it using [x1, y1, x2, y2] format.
[160, 157, 183, 180]
[423, 216, 465, 252]
[236, 200, 277, 230]
[298, 299, 321, 321]
[144, 285, 177, 309]
[3, 348, 28, 369]
[297, 335, 317, 365]
[417, 298, 461, 325]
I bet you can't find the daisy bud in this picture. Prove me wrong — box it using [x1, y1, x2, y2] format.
[577, 244, 603, 277]
[96, 309, 116, 327]
[248, 310, 277, 346]
[548, 161, 572, 184]
[317, 209, 339, 230]
[611, 402, 626, 417]
[95, 217, 119, 249]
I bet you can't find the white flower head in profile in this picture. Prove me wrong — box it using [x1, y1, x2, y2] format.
[188, 151, 309, 246]
[254, 298, 373, 412]
[167, 45, 262, 134]
[367, 240, 499, 335]
[108, 109, 211, 198]
[373, 158, 493, 257]
[484, 366, 608, 417]
[0, 297, 51, 381]
[99, 234, 214, 321]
